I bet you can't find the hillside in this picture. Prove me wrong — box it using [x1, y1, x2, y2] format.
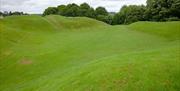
[0, 15, 107, 31]
[0, 15, 180, 91]
[129, 21, 180, 40]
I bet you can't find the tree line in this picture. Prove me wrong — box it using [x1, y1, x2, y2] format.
[0, 11, 28, 17]
[113, 0, 180, 24]
[43, 0, 180, 25]
[1, 0, 179, 24]
[43, 3, 110, 23]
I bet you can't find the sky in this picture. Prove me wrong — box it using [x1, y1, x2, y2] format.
[0, 0, 147, 14]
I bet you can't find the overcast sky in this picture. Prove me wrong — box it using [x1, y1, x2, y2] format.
[0, 0, 147, 14]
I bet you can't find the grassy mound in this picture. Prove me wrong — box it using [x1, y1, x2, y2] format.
[0, 15, 55, 31]
[129, 21, 180, 40]
[0, 15, 107, 31]
[0, 15, 180, 91]
[44, 15, 108, 30]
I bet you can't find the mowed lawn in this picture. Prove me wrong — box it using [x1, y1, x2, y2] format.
[0, 15, 180, 91]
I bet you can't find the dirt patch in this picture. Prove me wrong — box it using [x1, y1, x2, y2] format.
[20, 58, 32, 65]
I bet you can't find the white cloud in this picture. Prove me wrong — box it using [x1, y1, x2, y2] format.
[0, 0, 147, 14]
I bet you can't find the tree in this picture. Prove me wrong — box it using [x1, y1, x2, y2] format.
[117, 5, 146, 24]
[43, 7, 58, 16]
[0, 11, 28, 17]
[0, 11, 3, 16]
[64, 3, 80, 17]
[95, 7, 108, 23]
[145, 0, 180, 21]
[96, 15, 107, 22]
[169, 0, 180, 18]
[95, 7, 108, 16]
[11, 11, 24, 15]
[85, 8, 96, 18]
[79, 3, 91, 16]
[112, 13, 124, 25]
[42, 3, 111, 24]
[104, 15, 113, 25]
[57, 5, 66, 16]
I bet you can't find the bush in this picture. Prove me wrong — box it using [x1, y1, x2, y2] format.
[166, 17, 180, 21]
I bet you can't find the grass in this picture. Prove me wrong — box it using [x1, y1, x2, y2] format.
[129, 21, 180, 40]
[0, 15, 180, 91]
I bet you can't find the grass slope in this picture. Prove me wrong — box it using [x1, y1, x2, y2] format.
[0, 15, 180, 91]
[129, 21, 180, 40]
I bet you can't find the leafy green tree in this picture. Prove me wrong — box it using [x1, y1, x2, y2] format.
[112, 13, 124, 25]
[145, 0, 180, 21]
[86, 8, 96, 18]
[169, 0, 180, 18]
[79, 3, 91, 16]
[95, 7, 108, 16]
[96, 15, 107, 22]
[117, 5, 146, 24]
[57, 5, 66, 16]
[64, 3, 80, 17]
[43, 7, 58, 16]
[104, 15, 113, 25]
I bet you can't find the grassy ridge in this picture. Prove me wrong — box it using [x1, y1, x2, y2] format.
[0, 15, 180, 91]
[44, 15, 108, 30]
[129, 21, 180, 40]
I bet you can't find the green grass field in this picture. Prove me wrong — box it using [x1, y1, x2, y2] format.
[0, 15, 180, 91]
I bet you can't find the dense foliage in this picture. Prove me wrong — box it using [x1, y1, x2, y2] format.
[112, 5, 146, 24]
[113, 0, 180, 24]
[43, 3, 109, 23]
[43, 7, 58, 16]
[145, 0, 180, 21]
[43, 0, 180, 24]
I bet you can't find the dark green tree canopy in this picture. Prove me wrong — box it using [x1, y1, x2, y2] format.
[79, 3, 91, 16]
[95, 7, 108, 16]
[57, 5, 66, 15]
[146, 0, 180, 21]
[43, 7, 58, 16]
[80, 3, 90, 10]
[118, 5, 146, 24]
[64, 3, 80, 17]
[85, 8, 96, 18]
